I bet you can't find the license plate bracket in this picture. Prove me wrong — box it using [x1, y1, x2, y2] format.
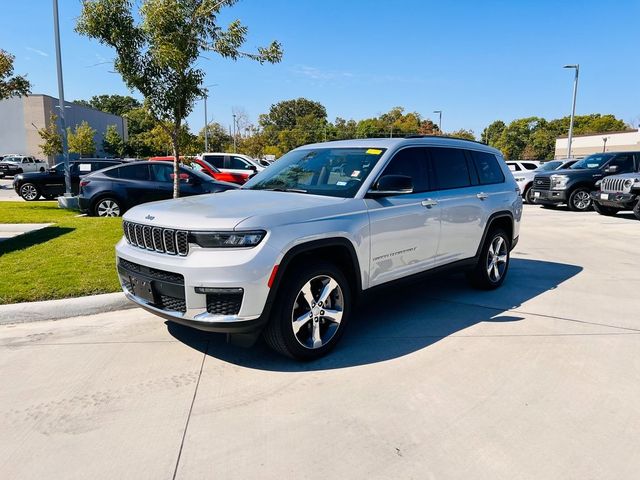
[129, 275, 156, 303]
[534, 191, 541, 198]
[600, 193, 609, 200]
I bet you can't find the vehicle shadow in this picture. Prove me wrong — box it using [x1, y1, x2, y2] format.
[167, 258, 582, 371]
[0, 226, 74, 256]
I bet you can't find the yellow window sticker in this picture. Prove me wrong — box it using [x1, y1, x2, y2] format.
[366, 148, 382, 155]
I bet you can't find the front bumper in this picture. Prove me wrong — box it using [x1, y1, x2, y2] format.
[531, 189, 567, 205]
[591, 191, 637, 208]
[0, 167, 19, 177]
[115, 238, 278, 333]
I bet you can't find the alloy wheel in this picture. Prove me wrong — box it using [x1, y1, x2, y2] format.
[97, 199, 120, 217]
[291, 275, 344, 349]
[20, 184, 38, 201]
[486, 235, 508, 282]
[572, 191, 591, 210]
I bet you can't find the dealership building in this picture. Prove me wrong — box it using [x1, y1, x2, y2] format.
[0, 94, 127, 164]
[555, 129, 640, 158]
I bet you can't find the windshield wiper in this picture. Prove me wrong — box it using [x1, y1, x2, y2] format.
[261, 187, 308, 193]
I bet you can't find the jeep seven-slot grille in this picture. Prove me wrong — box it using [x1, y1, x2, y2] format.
[533, 176, 551, 190]
[601, 177, 628, 193]
[123, 221, 189, 255]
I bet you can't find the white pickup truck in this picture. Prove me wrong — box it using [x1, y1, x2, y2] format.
[0, 155, 48, 178]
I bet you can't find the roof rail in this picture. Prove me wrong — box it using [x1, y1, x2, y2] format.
[403, 134, 490, 146]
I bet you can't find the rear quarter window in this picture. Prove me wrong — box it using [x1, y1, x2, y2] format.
[429, 147, 472, 190]
[472, 151, 506, 185]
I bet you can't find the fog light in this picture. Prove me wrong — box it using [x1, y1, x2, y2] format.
[195, 287, 244, 295]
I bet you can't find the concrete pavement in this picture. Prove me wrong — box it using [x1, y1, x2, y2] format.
[1, 205, 639, 479]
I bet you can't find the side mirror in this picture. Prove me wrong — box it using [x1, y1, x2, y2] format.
[248, 165, 258, 172]
[367, 175, 414, 197]
[605, 165, 619, 174]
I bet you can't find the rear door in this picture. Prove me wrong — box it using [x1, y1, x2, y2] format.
[224, 155, 256, 178]
[366, 147, 441, 286]
[116, 164, 153, 207]
[429, 147, 491, 264]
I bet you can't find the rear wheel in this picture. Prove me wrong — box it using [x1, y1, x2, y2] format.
[568, 188, 593, 212]
[93, 198, 121, 217]
[264, 261, 351, 360]
[593, 202, 619, 217]
[467, 229, 510, 290]
[633, 201, 640, 221]
[19, 183, 40, 201]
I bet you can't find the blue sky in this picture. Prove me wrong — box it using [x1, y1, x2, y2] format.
[2, 0, 639, 137]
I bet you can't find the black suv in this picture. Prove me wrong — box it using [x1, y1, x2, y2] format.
[13, 159, 124, 201]
[531, 152, 640, 211]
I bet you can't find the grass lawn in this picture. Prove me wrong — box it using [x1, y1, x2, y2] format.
[0, 201, 123, 304]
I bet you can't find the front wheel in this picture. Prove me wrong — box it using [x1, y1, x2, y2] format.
[568, 188, 593, 212]
[524, 185, 535, 204]
[593, 202, 619, 217]
[467, 229, 511, 290]
[19, 183, 41, 201]
[93, 198, 121, 217]
[264, 262, 351, 360]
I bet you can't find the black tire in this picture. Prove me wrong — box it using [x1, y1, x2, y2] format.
[19, 183, 41, 201]
[467, 228, 511, 290]
[39, 167, 45, 172]
[523, 185, 535, 204]
[568, 187, 593, 212]
[540, 204, 556, 209]
[92, 197, 122, 217]
[633, 201, 640, 221]
[263, 261, 352, 360]
[593, 202, 619, 217]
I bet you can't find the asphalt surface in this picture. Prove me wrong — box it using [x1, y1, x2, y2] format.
[0, 178, 20, 201]
[1, 205, 639, 479]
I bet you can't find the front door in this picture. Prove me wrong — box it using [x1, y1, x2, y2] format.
[366, 147, 441, 287]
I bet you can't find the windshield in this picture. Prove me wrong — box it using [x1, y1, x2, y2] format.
[2, 156, 19, 162]
[536, 160, 562, 171]
[571, 154, 610, 170]
[243, 147, 386, 198]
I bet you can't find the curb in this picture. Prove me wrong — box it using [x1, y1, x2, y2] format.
[0, 292, 136, 325]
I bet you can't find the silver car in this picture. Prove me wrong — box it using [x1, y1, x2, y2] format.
[116, 137, 522, 359]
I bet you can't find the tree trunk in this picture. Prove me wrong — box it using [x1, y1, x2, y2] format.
[171, 131, 180, 199]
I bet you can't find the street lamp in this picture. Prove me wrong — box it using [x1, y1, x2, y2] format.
[232, 114, 237, 153]
[52, 0, 71, 197]
[433, 110, 442, 133]
[563, 64, 580, 159]
[202, 84, 218, 152]
[602, 136, 608, 153]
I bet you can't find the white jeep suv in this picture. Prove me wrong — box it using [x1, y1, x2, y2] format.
[116, 137, 522, 359]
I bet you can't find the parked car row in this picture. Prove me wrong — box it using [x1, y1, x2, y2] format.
[527, 151, 640, 219]
[507, 159, 576, 204]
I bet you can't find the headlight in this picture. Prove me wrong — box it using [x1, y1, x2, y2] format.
[190, 230, 266, 248]
[514, 176, 526, 182]
[550, 174, 569, 190]
[595, 180, 602, 187]
[624, 179, 634, 189]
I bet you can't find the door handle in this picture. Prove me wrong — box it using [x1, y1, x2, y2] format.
[476, 192, 489, 200]
[421, 199, 438, 208]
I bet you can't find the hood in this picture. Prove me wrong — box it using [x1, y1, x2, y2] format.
[0, 160, 19, 165]
[535, 167, 591, 178]
[605, 172, 640, 180]
[123, 189, 353, 230]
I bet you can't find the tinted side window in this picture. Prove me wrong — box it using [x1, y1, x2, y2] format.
[103, 168, 120, 178]
[472, 151, 506, 185]
[149, 163, 173, 182]
[119, 164, 150, 180]
[230, 156, 251, 170]
[380, 147, 429, 193]
[203, 155, 224, 169]
[430, 148, 472, 190]
[522, 162, 538, 170]
[609, 154, 634, 172]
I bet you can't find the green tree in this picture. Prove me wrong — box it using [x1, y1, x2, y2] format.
[36, 113, 63, 158]
[481, 120, 506, 146]
[75, 94, 142, 116]
[0, 49, 31, 100]
[448, 129, 476, 141]
[259, 98, 327, 131]
[76, 0, 283, 198]
[198, 122, 232, 152]
[67, 121, 97, 157]
[103, 124, 125, 156]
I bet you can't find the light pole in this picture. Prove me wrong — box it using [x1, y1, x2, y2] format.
[433, 110, 442, 133]
[201, 84, 218, 152]
[563, 64, 579, 159]
[232, 114, 237, 153]
[52, 0, 71, 197]
[602, 136, 608, 153]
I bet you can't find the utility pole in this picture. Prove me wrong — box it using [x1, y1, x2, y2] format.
[602, 137, 608, 153]
[53, 0, 71, 197]
[563, 64, 579, 159]
[232, 114, 237, 153]
[203, 92, 209, 152]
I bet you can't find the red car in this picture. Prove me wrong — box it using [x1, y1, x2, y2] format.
[148, 156, 253, 185]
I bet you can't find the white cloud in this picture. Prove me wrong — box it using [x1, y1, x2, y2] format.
[292, 65, 355, 81]
[25, 47, 48, 57]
